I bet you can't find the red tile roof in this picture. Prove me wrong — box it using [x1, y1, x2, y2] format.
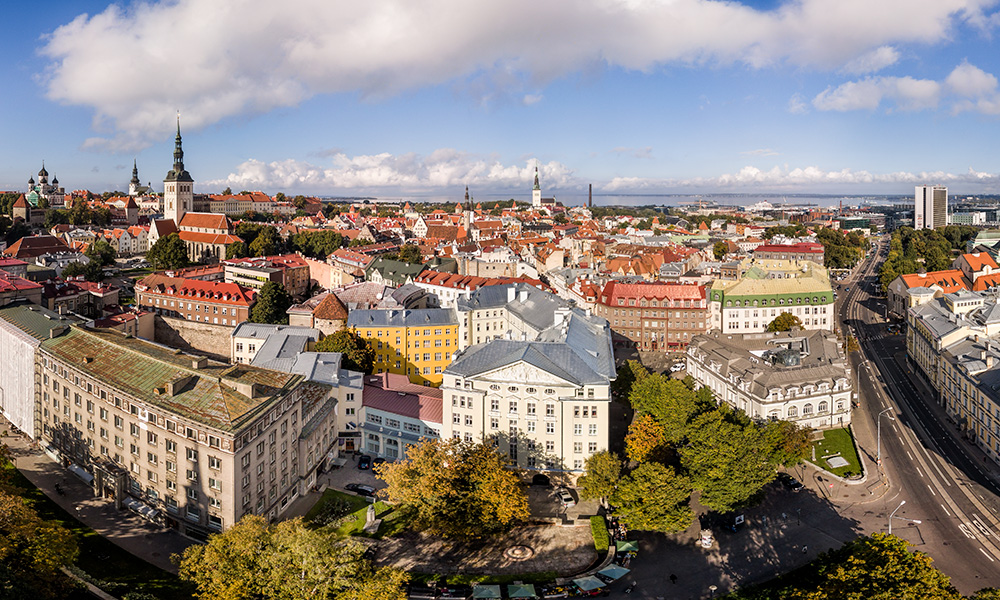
[178, 231, 243, 245]
[598, 280, 706, 305]
[136, 274, 256, 306]
[363, 372, 442, 424]
[0, 270, 42, 293]
[2, 235, 72, 259]
[178, 212, 231, 231]
[755, 242, 824, 254]
[313, 293, 349, 321]
[961, 252, 999, 273]
[973, 273, 1000, 292]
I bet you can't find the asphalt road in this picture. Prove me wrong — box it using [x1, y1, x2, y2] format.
[838, 236, 1000, 593]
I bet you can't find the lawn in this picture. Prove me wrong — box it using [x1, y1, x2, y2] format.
[3, 461, 195, 600]
[304, 489, 369, 524]
[810, 427, 863, 478]
[306, 490, 415, 539]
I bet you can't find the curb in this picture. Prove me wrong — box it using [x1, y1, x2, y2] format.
[805, 424, 868, 486]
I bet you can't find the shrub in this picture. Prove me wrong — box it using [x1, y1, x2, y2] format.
[590, 515, 610, 553]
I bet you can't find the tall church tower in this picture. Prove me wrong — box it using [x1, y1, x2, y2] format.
[532, 164, 541, 208]
[163, 117, 193, 224]
[129, 160, 142, 196]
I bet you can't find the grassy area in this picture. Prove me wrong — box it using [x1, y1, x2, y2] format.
[590, 515, 609, 553]
[410, 571, 561, 586]
[3, 461, 194, 600]
[811, 427, 863, 478]
[304, 489, 369, 525]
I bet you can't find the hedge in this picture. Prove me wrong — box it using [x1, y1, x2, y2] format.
[590, 515, 610, 553]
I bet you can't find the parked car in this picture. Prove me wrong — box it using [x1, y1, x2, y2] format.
[345, 483, 376, 497]
[669, 363, 685, 373]
[556, 488, 576, 508]
[777, 473, 803, 492]
[357, 454, 372, 470]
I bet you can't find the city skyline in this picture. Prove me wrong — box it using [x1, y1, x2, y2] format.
[2, 0, 1000, 197]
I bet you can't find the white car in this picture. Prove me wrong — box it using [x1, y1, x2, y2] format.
[556, 488, 576, 508]
[670, 363, 686, 373]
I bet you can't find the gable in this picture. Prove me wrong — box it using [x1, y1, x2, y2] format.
[476, 361, 574, 387]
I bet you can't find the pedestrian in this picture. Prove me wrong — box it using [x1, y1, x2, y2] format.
[669, 574, 677, 584]
[803, 546, 808, 554]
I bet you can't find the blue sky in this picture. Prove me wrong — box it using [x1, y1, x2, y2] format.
[2, 0, 1000, 198]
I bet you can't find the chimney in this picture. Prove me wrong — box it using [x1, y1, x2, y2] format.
[518, 289, 529, 303]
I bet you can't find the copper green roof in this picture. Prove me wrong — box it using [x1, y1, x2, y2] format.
[0, 303, 80, 341]
[41, 326, 303, 432]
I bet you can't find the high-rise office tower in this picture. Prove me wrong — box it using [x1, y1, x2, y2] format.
[915, 185, 947, 230]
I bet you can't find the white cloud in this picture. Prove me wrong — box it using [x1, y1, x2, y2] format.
[522, 94, 544, 105]
[209, 148, 999, 194]
[602, 165, 999, 192]
[741, 148, 780, 157]
[787, 93, 808, 114]
[206, 151, 576, 194]
[610, 146, 653, 159]
[840, 46, 900, 75]
[946, 60, 999, 96]
[812, 76, 941, 111]
[39, 0, 994, 150]
[814, 60, 1000, 113]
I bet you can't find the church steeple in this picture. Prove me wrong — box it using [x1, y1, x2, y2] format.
[164, 114, 194, 223]
[532, 163, 542, 208]
[533, 165, 540, 191]
[130, 159, 141, 186]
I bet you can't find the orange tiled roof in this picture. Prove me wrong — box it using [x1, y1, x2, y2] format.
[961, 252, 999, 272]
[179, 212, 231, 231]
[178, 231, 242, 245]
[136, 274, 256, 306]
[899, 270, 970, 293]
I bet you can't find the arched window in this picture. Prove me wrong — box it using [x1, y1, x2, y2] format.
[803, 403, 814, 415]
[787, 406, 798, 417]
[818, 401, 828, 413]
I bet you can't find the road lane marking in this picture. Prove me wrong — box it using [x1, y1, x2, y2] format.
[941, 504, 951, 516]
[907, 451, 914, 461]
[928, 484, 937, 496]
[982, 548, 996, 562]
[917, 466, 924, 478]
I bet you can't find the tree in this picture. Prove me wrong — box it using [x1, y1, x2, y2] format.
[578, 451, 622, 503]
[628, 374, 702, 443]
[43, 209, 69, 230]
[226, 240, 248, 259]
[680, 406, 786, 512]
[766, 312, 803, 332]
[5, 221, 31, 245]
[146, 233, 190, 270]
[729, 534, 961, 600]
[397, 243, 422, 264]
[250, 282, 292, 325]
[376, 438, 529, 539]
[222, 187, 232, 195]
[62, 259, 104, 282]
[315, 329, 376, 373]
[713, 241, 728, 260]
[86, 238, 117, 267]
[250, 227, 279, 257]
[624, 413, 666, 463]
[611, 463, 693, 534]
[0, 490, 79, 599]
[611, 359, 648, 400]
[337, 566, 410, 600]
[177, 515, 405, 600]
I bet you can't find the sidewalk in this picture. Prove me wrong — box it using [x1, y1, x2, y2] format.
[1, 416, 192, 574]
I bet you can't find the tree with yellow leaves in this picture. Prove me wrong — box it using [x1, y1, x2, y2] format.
[624, 413, 666, 463]
[375, 438, 529, 539]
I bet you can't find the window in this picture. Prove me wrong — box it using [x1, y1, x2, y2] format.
[166, 460, 176, 473]
[490, 418, 499, 431]
[589, 424, 598, 436]
[588, 442, 598, 453]
[186, 448, 198, 462]
[209, 478, 222, 491]
[574, 424, 582, 436]
[545, 404, 555, 417]
[166, 439, 176, 453]
[574, 442, 583, 453]
[187, 489, 199, 501]
[546, 422, 555, 434]
[209, 456, 221, 470]
[147, 452, 157, 465]
[187, 469, 199, 482]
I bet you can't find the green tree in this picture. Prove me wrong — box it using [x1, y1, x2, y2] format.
[5, 221, 31, 245]
[250, 282, 292, 325]
[250, 227, 280, 257]
[349, 238, 372, 247]
[628, 373, 702, 443]
[337, 566, 410, 600]
[610, 359, 649, 400]
[713, 241, 728, 260]
[611, 463, 694, 534]
[315, 329, 376, 373]
[86, 238, 117, 266]
[68, 199, 92, 226]
[729, 534, 961, 600]
[680, 406, 789, 512]
[177, 515, 404, 600]
[766, 312, 803, 332]
[375, 438, 529, 539]
[578, 450, 622, 503]
[0, 490, 79, 599]
[146, 233, 190, 270]
[226, 240, 248, 259]
[397, 243, 423, 264]
[222, 187, 232, 195]
[43, 209, 69, 230]
[62, 259, 105, 282]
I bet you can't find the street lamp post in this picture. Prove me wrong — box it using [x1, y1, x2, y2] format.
[877, 407, 895, 469]
[888, 499, 922, 535]
[888, 500, 905, 535]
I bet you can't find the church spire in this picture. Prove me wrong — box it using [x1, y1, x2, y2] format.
[173, 114, 185, 172]
[130, 159, 141, 185]
[533, 164, 540, 191]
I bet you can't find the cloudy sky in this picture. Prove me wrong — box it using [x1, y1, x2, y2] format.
[2, 0, 1000, 199]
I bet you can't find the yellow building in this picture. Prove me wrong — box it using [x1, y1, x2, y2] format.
[347, 308, 459, 386]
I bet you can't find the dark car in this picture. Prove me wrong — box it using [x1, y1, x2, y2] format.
[777, 473, 804, 492]
[357, 454, 372, 470]
[345, 483, 376, 497]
